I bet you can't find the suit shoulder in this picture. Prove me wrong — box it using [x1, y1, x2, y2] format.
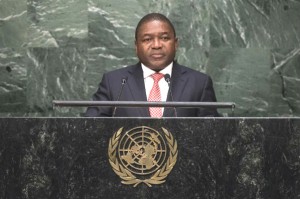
[177, 64, 211, 79]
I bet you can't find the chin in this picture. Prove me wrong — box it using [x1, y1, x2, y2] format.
[149, 65, 166, 71]
[149, 61, 169, 69]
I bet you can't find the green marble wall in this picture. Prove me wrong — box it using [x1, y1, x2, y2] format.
[1, 0, 300, 117]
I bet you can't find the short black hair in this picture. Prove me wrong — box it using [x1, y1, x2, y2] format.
[135, 13, 176, 40]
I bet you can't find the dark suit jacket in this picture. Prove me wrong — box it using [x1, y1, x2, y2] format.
[85, 62, 219, 117]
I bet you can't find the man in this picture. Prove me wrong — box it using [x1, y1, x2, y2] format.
[85, 13, 219, 117]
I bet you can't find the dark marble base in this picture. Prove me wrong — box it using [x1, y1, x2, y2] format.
[0, 118, 299, 199]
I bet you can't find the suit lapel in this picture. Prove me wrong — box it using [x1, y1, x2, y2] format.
[127, 63, 150, 117]
[164, 62, 188, 117]
[169, 62, 188, 101]
[125, 62, 187, 117]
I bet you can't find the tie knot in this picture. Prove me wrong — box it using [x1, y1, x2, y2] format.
[151, 73, 164, 83]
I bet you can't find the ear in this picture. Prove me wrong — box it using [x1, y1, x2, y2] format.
[175, 37, 179, 50]
[134, 40, 138, 54]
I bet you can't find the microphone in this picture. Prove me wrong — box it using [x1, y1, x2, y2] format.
[164, 74, 177, 117]
[112, 76, 127, 117]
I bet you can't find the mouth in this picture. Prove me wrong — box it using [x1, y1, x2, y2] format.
[150, 53, 164, 59]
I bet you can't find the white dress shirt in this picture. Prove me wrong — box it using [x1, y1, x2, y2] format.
[141, 63, 173, 109]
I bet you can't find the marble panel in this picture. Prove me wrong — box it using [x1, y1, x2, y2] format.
[0, 0, 27, 47]
[209, 0, 271, 48]
[27, 0, 88, 48]
[0, 0, 300, 117]
[0, 48, 28, 116]
[270, 48, 300, 116]
[26, 47, 88, 116]
[207, 48, 277, 116]
[88, 0, 142, 48]
[269, 0, 300, 49]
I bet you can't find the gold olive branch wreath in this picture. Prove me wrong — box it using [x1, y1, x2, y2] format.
[108, 127, 178, 187]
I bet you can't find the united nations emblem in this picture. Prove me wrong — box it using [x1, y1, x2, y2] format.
[108, 126, 178, 187]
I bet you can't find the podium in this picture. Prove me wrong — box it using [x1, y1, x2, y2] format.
[0, 118, 299, 198]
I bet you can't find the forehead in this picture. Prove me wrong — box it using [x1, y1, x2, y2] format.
[137, 20, 174, 36]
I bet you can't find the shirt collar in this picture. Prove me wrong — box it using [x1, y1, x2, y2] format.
[141, 62, 173, 79]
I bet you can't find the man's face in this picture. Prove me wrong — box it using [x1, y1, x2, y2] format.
[135, 20, 178, 71]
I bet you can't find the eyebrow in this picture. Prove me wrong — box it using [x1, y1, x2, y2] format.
[141, 32, 171, 37]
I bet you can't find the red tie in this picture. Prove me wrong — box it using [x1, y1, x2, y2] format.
[148, 73, 164, 117]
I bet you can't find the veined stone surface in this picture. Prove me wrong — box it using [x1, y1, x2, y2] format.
[0, 0, 299, 116]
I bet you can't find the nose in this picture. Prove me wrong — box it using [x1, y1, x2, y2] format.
[152, 38, 162, 49]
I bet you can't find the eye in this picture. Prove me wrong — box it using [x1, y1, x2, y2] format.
[142, 37, 152, 42]
[161, 35, 170, 41]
